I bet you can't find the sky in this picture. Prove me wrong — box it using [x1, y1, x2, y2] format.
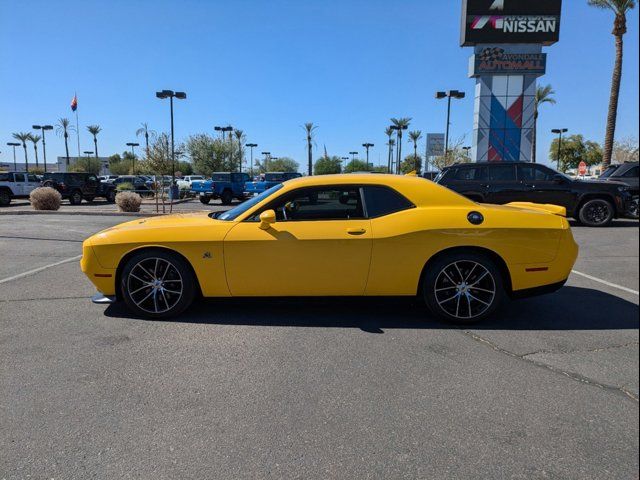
[1, 0, 638, 169]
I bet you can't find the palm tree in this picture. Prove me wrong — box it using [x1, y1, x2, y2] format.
[234, 129, 245, 172]
[533, 84, 556, 163]
[29, 133, 42, 170]
[588, 0, 636, 166]
[408, 130, 423, 172]
[304, 122, 317, 176]
[385, 126, 394, 173]
[12, 132, 31, 172]
[56, 118, 74, 167]
[391, 117, 411, 174]
[87, 125, 102, 158]
[136, 123, 156, 160]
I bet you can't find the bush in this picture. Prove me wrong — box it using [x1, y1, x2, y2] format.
[116, 182, 134, 191]
[115, 191, 142, 212]
[30, 187, 62, 210]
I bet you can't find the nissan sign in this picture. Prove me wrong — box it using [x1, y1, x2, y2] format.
[461, 0, 562, 46]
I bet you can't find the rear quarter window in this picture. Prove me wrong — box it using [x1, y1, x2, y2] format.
[363, 185, 414, 218]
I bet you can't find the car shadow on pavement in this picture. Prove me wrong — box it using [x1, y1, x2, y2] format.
[568, 219, 639, 228]
[104, 286, 639, 333]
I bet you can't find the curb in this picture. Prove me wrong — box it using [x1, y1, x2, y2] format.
[0, 210, 165, 217]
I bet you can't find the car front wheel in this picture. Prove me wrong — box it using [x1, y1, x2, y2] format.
[578, 199, 614, 227]
[69, 190, 83, 205]
[423, 252, 504, 324]
[121, 250, 196, 319]
[628, 195, 639, 219]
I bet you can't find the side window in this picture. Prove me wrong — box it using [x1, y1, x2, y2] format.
[0, 172, 9, 181]
[453, 167, 487, 181]
[518, 165, 554, 182]
[269, 187, 364, 221]
[14, 173, 25, 182]
[27, 174, 38, 182]
[363, 186, 414, 218]
[622, 166, 639, 178]
[489, 165, 516, 182]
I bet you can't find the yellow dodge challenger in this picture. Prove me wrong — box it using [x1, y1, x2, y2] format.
[81, 174, 578, 323]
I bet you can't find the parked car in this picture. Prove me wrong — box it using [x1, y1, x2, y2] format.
[112, 176, 153, 196]
[435, 161, 632, 227]
[99, 175, 119, 183]
[0, 171, 41, 206]
[82, 174, 578, 322]
[176, 175, 205, 190]
[191, 172, 250, 205]
[244, 172, 302, 197]
[42, 172, 117, 204]
[599, 162, 638, 219]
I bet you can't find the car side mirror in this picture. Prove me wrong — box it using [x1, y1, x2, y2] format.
[552, 174, 565, 184]
[259, 209, 276, 230]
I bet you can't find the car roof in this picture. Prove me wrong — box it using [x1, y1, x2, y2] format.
[443, 161, 533, 169]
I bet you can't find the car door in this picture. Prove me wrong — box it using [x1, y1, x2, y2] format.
[223, 185, 372, 296]
[485, 164, 523, 204]
[517, 164, 575, 209]
[12, 173, 26, 195]
[26, 174, 40, 195]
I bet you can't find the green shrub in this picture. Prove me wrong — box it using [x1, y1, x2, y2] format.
[116, 182, 134, 192]
[30, 187, 62, 210]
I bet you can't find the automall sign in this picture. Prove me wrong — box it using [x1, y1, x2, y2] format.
[426, 134, 445, 157]
[470, 47, 547, 76]
[461, 0, 562, 46]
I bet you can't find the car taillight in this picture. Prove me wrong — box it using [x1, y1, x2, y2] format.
[59, 183, 66, 190]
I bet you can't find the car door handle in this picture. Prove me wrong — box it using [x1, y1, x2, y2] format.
[346, 228, 367, 235]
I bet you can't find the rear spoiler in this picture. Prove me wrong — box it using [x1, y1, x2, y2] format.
[505, 202, 567, 217]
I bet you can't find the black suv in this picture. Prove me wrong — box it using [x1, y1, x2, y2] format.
[600, 162, 638, 218]
[435, 161, 632, 227]
[42, 172, 116, 204]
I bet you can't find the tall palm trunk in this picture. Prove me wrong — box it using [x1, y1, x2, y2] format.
[532, 108, 538, 163]
[396, 132, 403, 174]
[413, 143, 418, 171]
[603, 28, 624, 166]
[93, 135, 99, 158]
[34, 144, 39, 169]
[64, 133, 70, 167]
[22, 144, 29, 172]
[307, 135, 312, 176]
[387, 141, 392, 172]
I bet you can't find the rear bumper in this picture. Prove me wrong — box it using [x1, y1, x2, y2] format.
[510, 279, 567, 299]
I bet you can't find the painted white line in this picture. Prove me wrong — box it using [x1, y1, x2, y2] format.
[0, 255, 82, 285]
[571, 270, 639, 296]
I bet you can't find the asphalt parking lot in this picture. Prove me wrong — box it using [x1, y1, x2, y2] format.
[1, 214, 638, 479]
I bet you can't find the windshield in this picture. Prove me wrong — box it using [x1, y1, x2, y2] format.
[212, 174, 231, 181]
[599, 166, 617, 178]
[214, 184, 284, 221]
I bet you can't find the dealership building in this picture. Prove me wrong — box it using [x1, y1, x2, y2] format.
[461, 0, 562, 162]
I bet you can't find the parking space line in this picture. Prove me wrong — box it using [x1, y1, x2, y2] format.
[571, 270, 639, 296]
[0, 255, 82, 285]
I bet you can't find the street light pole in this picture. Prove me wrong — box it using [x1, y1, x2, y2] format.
[32, 125, 53, 173]
[436, 90, 466, 157]
[156, 90, 186, 211]
[362, 143, 374, 170]
[261, 151, 271, 173]
[83, 150, 93, 159]
[551, 128, 568, 171]
[246, 143, 258, 177]
[126, 142, 140, 174]
[7, 142, 20, 171]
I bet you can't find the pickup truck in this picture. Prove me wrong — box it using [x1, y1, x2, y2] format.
[244, 172, 302, 197]
[0, 171, 41, 206]
[176, 175, 205, 190]
[191, 172, 250, 205]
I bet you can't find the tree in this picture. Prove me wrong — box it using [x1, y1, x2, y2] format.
[304, 122, 317, 176]
[533, 84, 556, 163]
[408, 130, 423, 173]
[136, 123, 156, 160]
[56, 118, 74, 167]
[549, 134, 603, 171]
[314, 155, 342, 175]
[234, 129, 245, 172]
[185, 133, 239, 175]
[87, 125, 102, 158]
[109, 153, 132, 175]
[70, 156, 101, 174]
[400, 154, 422, 175]
[12, 132, 31, 172]
[385, 127, 394, 173]
[612, 136, 639, 163]
[588, 0, 636, 166]
[142, 133, 182, 176]
[254, 156, 299, 173]
[431, 137, 471, 171]
[29, 133, 42, 170]
[344, 159, 370, 173]
[390, 117, 411, 174]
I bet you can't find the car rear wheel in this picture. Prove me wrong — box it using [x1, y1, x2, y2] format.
[199, 196, 211, 205]
[0, 189, 11, 206]
[578, 199, 614, 227]
[121, 250, 196, 319]
[628, 195, 639, 219]
[69, 190, 83, 205]
[106, 190, 116, 203]
[423, 252, 504, 324]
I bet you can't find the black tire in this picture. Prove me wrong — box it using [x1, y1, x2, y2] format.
[628, 195, 639, 220]
[422, 251, 505, 324]
[120, 249, 196, 319]
[106, 190, 116, 203]
[199, 196, 211, 205]
[221, 190, 233, 205]
[69, 190, 83, 205]
[0, 189, 11, 206]
[578, 198, 614, 227]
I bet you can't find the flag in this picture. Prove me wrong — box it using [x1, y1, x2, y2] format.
[70, 94, 78, 112]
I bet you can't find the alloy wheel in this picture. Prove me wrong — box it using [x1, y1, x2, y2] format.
[433, 260, 496, 320]
[584, 201, 610, 225]
[126, 257, 184, 314]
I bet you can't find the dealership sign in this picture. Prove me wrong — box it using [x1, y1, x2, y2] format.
[461, 0, 562, 46]
[470, 47, 546, 76]
[426, 134, 445, 157]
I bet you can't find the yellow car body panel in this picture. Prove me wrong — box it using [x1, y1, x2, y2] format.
[81, 174, 578, 299]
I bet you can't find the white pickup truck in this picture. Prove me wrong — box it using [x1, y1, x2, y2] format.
[176, 175, 205, 190]
[0, 171, 41, 206]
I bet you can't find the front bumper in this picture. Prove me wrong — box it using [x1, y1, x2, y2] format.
[92, 293, 116, 304]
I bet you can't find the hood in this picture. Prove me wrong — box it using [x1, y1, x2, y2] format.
[575, 178, 628, 190]
[87, 211, 235, 246]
